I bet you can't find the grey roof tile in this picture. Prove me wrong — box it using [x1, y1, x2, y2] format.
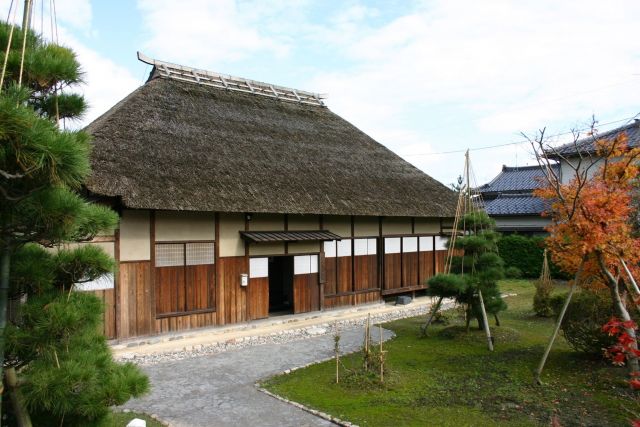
[484, 194, 548, 216]
[551, 121, 640, 157]
[479, 165, 556, 194]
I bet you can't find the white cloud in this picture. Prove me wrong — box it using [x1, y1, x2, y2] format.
[136, 0, 291, 67]
[301, 0, 640, 183]
[59, 29, 140, 125]
[0, 1, 138, 127]
[54, 0, 93, 34]
[39, 0, 636, 184]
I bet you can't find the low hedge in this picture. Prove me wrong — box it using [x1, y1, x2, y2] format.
[497, 234, 567, 279]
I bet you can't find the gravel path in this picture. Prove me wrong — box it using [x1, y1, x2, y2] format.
[120, 326, 395, 427]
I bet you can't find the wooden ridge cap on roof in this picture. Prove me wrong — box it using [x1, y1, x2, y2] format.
[137, 51, 327, 107]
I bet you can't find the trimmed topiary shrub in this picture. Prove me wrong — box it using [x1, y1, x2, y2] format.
[550, 290, 616, 357]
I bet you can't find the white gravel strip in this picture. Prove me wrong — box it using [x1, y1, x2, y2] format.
[116, 301, 450, 366]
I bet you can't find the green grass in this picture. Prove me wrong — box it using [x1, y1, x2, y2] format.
[106, 411, 166, 427]
[262, 280, 640, 427]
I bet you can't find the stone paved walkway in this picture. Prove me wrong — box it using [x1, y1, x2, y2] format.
[121, 327, 394, 427]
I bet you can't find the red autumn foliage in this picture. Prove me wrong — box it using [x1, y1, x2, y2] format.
[603, 317, 640, 388]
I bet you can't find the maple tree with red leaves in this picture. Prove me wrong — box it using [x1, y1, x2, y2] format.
[528, 120, 640, 375]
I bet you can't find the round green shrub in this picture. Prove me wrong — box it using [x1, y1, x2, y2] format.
[504, 266, 523, 279]
[550, 290, 616, 357]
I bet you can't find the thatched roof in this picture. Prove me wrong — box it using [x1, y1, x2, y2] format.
[85, 64, 456, 217]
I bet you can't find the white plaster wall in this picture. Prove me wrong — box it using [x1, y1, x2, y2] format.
[250, 213, 284, 231]
[559, 157, 605, 184]
[382, 217, 412, 235]
[354, 216, 378, 237]
[119, 210, 150, 261]
[155, 211, 215, 241]
[61, 241, 115, 258]
[288, 214, 319, 231]
[250, 242, 285, 256]
[323, 215, 351, 237]
[414, 218, 440, 234]
[288, 241, 321, 254]
[219, 213, 245, 257]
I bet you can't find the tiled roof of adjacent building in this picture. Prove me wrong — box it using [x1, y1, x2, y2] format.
[478, 164, 556, 195]
[484, 194, 549, 216]
[550, 120, 640, 157]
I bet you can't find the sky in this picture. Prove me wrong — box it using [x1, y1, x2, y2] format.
[4, 0, 640, 186]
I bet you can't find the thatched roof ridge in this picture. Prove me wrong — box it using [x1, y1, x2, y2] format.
[86, 72, 456, 217]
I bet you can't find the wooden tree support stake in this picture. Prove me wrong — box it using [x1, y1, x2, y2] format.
[421, 296, 444, 335]
[334, 321, 340, 384]
[534, 259, 585, 385]
[477, 289, 494, 351]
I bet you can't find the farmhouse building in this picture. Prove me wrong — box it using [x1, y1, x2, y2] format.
[83, 54, 457, 340]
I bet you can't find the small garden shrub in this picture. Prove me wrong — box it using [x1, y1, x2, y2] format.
[533, 280, 554, 317]
[550, 290, 616, 357]
[504, 266, 523, 279]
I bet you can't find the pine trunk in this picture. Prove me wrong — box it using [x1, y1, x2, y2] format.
[0, 243, 11, 417]
[6, 367, 32, 427]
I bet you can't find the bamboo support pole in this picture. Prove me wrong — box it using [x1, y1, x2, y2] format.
[334, 322, 340, 384]
[534, 260, 585, 385]
[421, 296, 444, 334]
[477, 289, 494, 351]
[619, 257, 640, 296]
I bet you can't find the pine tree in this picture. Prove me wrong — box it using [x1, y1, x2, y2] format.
[426, 211, 506, 332]
[0, 21, 148, 424]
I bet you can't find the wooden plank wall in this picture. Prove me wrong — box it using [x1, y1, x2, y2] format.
[155, 266, 185, 315]
[354, 254, 377, 291]
[155, 265, 215, 315]
[118, 261, 153, 339]
[354, 290, 380, 305]
[219, 256, 247, 325]
[383, 253, 402, 290]
[247, 277, 269, 320]
[325, 257, 337, 295]
[435, 250, 448, 274]
[293, 273, 320, 314]
[92, 289, 116, 339]
[419, 252, 435, 284]
[402, 251, 419, 287]
[323, 295, 352, 309]
[337, 256, 352, 294]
